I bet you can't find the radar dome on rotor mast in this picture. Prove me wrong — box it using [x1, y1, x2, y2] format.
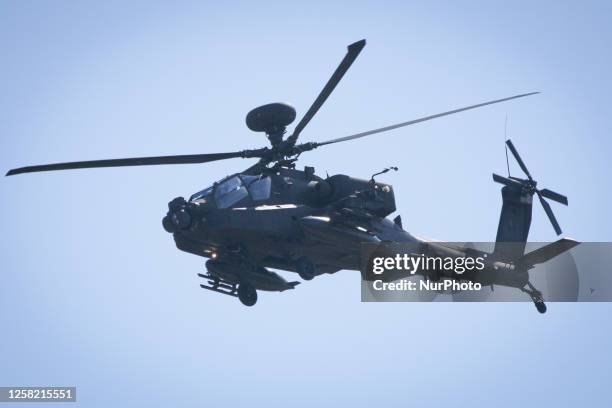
[246, 103, 296, 146]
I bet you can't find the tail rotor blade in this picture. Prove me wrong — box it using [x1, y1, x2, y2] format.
[505, 139, 533, 181]
[539, 188, 568, 205]
[537, 192, 563, 235]
[492, 173, 522, 187]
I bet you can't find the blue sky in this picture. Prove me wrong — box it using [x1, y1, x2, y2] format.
[1, 1, 611, 407]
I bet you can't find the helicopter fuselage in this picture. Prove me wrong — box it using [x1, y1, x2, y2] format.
[163, 166, 414, 280]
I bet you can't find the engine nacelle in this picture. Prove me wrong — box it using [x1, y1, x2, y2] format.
[326, 175, 397, 217]
[304, 180, 333, 204]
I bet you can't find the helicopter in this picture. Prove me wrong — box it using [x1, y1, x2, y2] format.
[6, 39, 576, 312]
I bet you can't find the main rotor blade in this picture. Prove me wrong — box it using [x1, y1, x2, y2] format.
[316, 92, 539, 146]
[6, 151, 247, 176]
[286, 39, 366, 146]
[539, 188, 568, 206]
[537, 191, 563, 235]
[505, 139, 533, 181]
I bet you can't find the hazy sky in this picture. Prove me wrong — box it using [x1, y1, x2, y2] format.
[1, 1, 611, 407]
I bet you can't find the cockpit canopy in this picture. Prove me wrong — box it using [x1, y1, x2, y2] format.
[190, 174, 272, 208]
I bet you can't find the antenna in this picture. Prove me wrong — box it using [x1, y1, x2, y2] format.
[370, 166, 398, 183]
[504, 114, 511, 177]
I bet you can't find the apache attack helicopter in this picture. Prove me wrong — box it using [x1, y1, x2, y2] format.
[6, 39, 576, 312]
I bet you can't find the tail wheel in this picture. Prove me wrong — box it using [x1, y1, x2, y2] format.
[534, 300, 547, 314]
[237, 282, 257, 306]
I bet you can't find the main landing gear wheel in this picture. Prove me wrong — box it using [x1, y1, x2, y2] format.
[237, 282, 257, 306]
[296, 257, 316, 281]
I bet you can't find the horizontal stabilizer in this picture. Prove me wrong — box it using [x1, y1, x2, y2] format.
[519, 238, 580, 267]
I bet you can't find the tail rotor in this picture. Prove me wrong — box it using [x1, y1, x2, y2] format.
[492, 139, 568, 235]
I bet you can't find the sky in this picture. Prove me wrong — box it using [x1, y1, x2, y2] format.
[1, 1, 611, 407]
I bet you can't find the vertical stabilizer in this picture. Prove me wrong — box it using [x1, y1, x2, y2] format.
[493, 184, 533, 260]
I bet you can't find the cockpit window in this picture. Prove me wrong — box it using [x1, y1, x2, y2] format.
[190, 186, 214, 202]
[243, 175, 271, 201]
[215, 176, 248, 208]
